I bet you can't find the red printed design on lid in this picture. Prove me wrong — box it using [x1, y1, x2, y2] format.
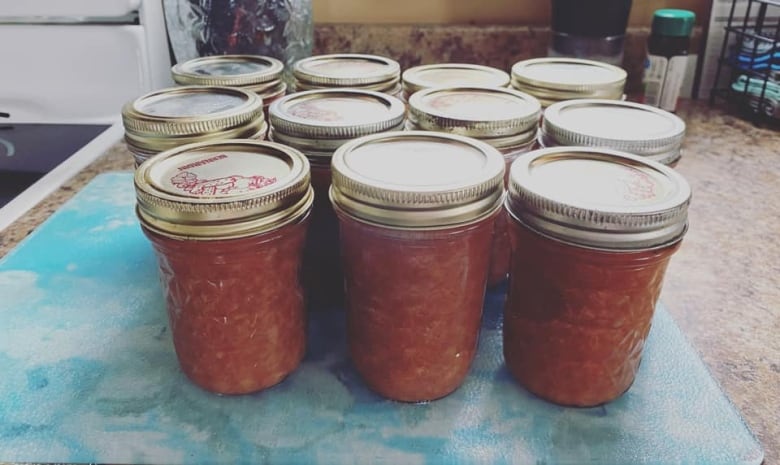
[618, 169, 657, 202]
[152, 151, 288, 199]
[427, 92, 524, 119]
[288, 100, 343, 122]
[170, 171, 277, 196]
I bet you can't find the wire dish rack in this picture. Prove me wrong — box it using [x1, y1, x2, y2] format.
[710, 0, 780, 125]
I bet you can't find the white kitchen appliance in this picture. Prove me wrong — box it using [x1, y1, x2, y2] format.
[0, 0, 174, 231]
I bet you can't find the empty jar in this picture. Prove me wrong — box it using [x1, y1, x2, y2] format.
[510, 57, 627, 107]
[134, 140, 313, 395]
[268, 89, 405, 306]
[541, 99, 686, 166]
[292, 53, 402, 98]
[171, 55, 287, 116]
[401, 63, 510, 101]
[503, 147, 691, 407]
[330, 131, 505, 402]
[122, 86, 267, 167]
[407, 86, 542, 286]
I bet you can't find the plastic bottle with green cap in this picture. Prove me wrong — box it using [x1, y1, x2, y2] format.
[642, 9, 696, 112]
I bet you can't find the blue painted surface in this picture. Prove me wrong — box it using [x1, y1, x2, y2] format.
[0, 172, 764, 465]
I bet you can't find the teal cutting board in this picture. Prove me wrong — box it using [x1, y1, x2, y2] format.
[0, 173, 764, 465]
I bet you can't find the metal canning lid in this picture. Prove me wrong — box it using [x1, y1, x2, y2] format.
[122, 86, 265, 152]
[126, 119, 269, 159]
[171, 55, 284, 87]
[479, 128, 539, 151]
[330, 131, 506, 229]
[134, 140, 313, 240]
[293, 54, 401, 87]
[408, 86, 541, 138]
[511, 58, 627, 95]
[510, 81, 625, 100]
[268, 122, 406, 155]
[506, 147, 691, 250]
[269, 89, 406, 140]
[246, 79, 287, 96]
[407, 120, 537, 150]
[402, 63, 511, 95]
[293, 76, 401, 93]
[253, 82, 287, 102]
[542, 99, 686, 166]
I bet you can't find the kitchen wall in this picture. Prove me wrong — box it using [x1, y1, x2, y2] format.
[312, 0, 711, 26]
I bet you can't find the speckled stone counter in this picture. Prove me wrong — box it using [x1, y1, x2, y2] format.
[0, 100, 777, 464]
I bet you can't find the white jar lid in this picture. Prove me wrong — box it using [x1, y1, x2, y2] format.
[506, 147, 691, 250]
[542, 99, 686, 166]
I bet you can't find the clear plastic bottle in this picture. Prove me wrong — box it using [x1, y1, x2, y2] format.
[642, 9, 696, 112]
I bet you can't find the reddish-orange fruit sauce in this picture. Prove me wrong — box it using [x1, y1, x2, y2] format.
[134, 140, 313, 395]
[143, 218, 309, 394]
[502, 146, 691, 407]
[339, 213, 496, 402]
[504, 220, 680, 406]
[330, 131, 506, 402]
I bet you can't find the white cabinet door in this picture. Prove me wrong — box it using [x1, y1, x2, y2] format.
[0, 0, 141, 19]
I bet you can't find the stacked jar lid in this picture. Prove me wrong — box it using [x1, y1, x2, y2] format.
[268, 88, 406, 165]
[121, 86, 267, 167]
[510, 57, 627, 107]
[292, 54, 402, 97]
[171, 55, 287, 113]
[541, 99, 687, 166]
[401, 63, 510, 101]
[407, 86, 541, 154]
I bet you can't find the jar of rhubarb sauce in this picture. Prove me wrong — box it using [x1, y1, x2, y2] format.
[541, 99, 687, 166]
[510, 57, 627, 107]
[268, 89, 405, 306]
[134, 140, 313, 395]
[171, 55, 286, 117]
[292, 53, 402, 98]
[503, 147, 691, 407]
[122, 86, 267, 167]
[401, 63, 510, 101]
[330, 131, 506, 402]
[407, 86, 542, 286]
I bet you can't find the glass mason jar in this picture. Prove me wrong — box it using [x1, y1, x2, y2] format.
[541, 99, 687, 166]
[330, 131, 506, 402]
[134, 140, 313, 395]
[401, 63, 510, 102]
[122, 86, 267, 167]
[162, 0, 313, 82]
[407, 86, 542, 286]
[510, 57, 627, 107]
[503, 147, 691, 407]
[292, 54, 403, 98]
[268, 89, 405, 306]
[171, 55, 287, 117]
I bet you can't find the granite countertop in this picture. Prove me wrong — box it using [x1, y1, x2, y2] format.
[0, 100, 778, 463]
